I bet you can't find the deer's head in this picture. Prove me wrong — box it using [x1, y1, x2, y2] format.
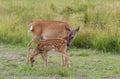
[66, 26, 80, 46]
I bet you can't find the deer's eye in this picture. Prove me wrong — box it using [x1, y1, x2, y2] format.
[71, 36, 74, 39]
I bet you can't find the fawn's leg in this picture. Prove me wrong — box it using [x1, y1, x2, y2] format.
[59, 49, 70, 68]
[62, 51, 70, 68]
[65, 52, 70, 68]
[41, 52, 48, 67]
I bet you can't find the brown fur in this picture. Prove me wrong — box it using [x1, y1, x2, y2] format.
[29, 38, 70, 68]
[29, 20, 72, 39]
[27, 20, 73, 64]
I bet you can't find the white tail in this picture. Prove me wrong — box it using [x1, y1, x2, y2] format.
[28, 25, 33, 32]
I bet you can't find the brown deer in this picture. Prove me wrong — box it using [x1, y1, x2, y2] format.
[27, 20, 80, 64]
[29, 38, 70, 68]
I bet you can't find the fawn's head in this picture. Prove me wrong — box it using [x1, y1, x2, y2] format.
[29, 49, 39, 67]
[66, 26, 80, 46]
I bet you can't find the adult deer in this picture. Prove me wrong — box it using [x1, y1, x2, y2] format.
[27, 20, 80, 64]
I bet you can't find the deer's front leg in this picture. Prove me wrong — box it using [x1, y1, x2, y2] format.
[27, 36, 40, 65]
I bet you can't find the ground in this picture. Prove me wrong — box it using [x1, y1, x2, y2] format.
[0, 44, 120, 79]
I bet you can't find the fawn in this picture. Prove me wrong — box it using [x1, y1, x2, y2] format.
[29, 38, 70, 68]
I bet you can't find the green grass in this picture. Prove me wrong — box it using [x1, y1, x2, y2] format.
[0, 44, 120, 79]
[0, 0, 120, 52]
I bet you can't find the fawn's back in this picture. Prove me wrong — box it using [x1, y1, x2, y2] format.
[37, 38, 67, 53]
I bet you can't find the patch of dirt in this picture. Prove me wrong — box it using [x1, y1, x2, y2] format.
[0, 48, 25, 62]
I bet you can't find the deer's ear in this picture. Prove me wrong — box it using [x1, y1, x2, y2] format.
[75, 26, 80, 32]
[65, 26, 71, 32]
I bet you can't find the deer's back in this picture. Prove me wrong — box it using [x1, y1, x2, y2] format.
[30, 20, 72, 39]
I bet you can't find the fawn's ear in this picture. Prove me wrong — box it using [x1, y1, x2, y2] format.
[65, 26, 71, 32]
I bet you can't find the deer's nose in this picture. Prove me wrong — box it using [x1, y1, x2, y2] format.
[67, 42, 70, 46]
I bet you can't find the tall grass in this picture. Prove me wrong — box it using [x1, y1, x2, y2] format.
[0, 0, 120, 52]
[73, 27, 120, 52]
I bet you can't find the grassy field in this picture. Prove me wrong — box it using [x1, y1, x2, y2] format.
[0, 0, 120, 52]
[0, 0, 120, 78]
[0, 44, 120, 79]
